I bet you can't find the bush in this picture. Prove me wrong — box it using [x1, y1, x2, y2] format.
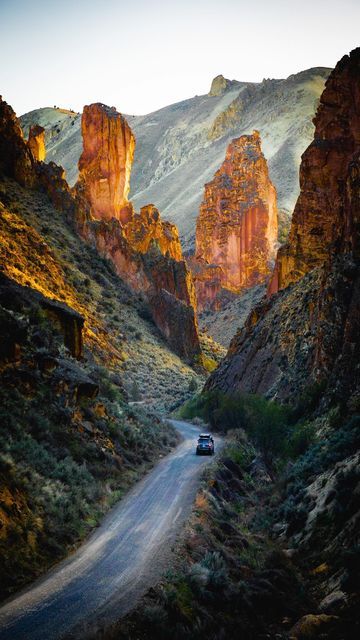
[179, 391, 290, 471]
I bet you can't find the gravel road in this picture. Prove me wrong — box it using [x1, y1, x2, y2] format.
[0, 420, 221, 639]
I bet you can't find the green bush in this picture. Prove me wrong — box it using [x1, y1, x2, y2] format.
[179, 391, 292, 471]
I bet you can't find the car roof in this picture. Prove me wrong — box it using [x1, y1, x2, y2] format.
[199, 433, 211, 437]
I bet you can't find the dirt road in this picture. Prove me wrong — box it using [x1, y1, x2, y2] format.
[0, 420, 221, 639]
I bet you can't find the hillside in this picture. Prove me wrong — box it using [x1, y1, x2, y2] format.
[0, 96, 222, 599]
[20, 67, 330, 250]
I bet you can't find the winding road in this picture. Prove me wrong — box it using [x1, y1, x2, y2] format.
[0, 420, 221, 640]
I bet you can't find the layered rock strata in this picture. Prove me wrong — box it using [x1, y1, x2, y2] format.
[207, 48, 360, 404]
[193, 131, 278, 310]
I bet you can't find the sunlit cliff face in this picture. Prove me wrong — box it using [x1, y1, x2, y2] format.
[77, 103, 135, 224]
[27, 124, 46, 162]
[123, 204, 183, 261]
[194, 131, 278, 304]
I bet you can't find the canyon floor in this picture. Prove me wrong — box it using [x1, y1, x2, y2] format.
[0, 421, 222, 640]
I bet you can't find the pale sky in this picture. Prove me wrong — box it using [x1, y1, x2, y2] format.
[0, 0, 359, 117]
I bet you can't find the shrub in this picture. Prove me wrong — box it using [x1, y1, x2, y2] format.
[188, 377, 198, 393]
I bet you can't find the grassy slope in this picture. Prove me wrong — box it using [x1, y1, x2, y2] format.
[0, 176, 205, 412]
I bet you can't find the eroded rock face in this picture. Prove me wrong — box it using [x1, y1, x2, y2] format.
[123, 204, 183, 260]
[0, 96, 200, 360]
[0, 96, 35, 187]
[74, 104, 200, 360]
[208, 75, 232, 97]
[76, 103, 135, 224]
[83, 219, 199, 360]
[207, 48, 360, 404]
[193, 131, 278, 309]
[269, 48, 360, 294]
[28, 124, 46, 162]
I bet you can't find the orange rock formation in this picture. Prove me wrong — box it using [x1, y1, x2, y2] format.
[269, 49, 360, 295]
[0, 97, 200, 360]
[77, 103, 135, 224]
[193, 131, 278, 309]
[123, 204, 183, 261]
[27, 124, 46, 162]
[206, 48, 360, 406]
[74, 103, 199, 359]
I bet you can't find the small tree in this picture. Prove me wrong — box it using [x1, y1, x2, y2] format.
[244, 395, 288, 474]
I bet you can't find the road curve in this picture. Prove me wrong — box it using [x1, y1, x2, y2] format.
[0, 420, 221, 640]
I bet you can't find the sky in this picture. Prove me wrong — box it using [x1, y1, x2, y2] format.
[0, 0, 359, 117]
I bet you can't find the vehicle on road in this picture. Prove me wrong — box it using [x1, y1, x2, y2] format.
[196, 433, 214, 455]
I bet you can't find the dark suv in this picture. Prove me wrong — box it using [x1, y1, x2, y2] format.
[196, 433, 214, 456]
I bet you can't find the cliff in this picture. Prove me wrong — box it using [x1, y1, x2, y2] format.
[269, 49, 360, 294]
[76, 103, 135, 224]
[206, 48, 360, 406]
[0, 96, 35, 187]
[73, 103, 199, 360]
[27, 124, 46, 162]
[123, 204, 183, 260]
[193, 132, 278, 310]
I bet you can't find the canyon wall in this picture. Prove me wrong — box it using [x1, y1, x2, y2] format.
[74, 103, 199, 360]
[269, 50, 360, 294]
[123, 204, 183, 261]
[0, 97, 200, 361]
[27, 124, 46, 162]
[207, 48, 360, 405]
[0, 96, 35, 187]
[193, 131, 278, 310]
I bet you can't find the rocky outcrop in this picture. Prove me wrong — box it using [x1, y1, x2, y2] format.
[0, 96, 199, 360]
[0, 273, 84, 359]
[269, 48, 360, 294]
[187, 257, 224, 311]
[76, 103, 135, 224]
[27, 124, 46, 162]
[0, 96, 35, 187]
[83, 219, 199, 360]
[207, 48, 360, 405]
[193, 132, 278, 310]
[74, 104, 200, 360]
[123, 204, 183, 260]
[208, 75, 234, 97]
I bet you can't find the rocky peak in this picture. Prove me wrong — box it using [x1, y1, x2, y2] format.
[193, 131, 278, 310]
[76, 103, 135, 224]
[269, 47, 360, 294]
[27, 124, 46, 162]
[208, 75, 232, 96]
